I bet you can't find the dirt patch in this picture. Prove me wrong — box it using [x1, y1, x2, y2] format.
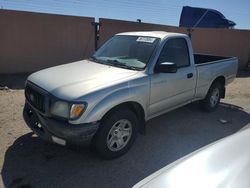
[226, 77, 250, 99]
[0, 90, 30, 166]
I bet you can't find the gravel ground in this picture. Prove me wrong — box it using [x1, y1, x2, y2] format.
[0, 72, 250, 188]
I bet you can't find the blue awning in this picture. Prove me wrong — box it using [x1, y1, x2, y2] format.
[179, 6, 236, 28]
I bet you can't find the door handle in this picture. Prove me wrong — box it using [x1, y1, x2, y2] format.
[187, 73, 193, 78]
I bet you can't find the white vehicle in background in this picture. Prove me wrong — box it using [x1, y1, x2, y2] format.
[133, 128, 250, 188]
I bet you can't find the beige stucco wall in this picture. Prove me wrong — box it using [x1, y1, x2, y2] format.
[0, 11, 249, 74]
[0, 10, 95, 74]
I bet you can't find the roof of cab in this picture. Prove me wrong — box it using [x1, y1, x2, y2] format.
[116, 31, 187, 40]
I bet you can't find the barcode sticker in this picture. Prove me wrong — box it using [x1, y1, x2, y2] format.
[136, 37, 156, 43]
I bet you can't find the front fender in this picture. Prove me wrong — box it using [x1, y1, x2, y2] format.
[84, 86, 132, 123]
[70, 75, 150, 124]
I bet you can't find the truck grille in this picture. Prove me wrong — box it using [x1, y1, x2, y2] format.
[25, 85, 45, 112]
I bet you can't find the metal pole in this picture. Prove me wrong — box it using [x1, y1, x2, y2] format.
[92, 22, 100, 51]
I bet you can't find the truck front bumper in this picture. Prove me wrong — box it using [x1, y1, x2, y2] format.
[23, 103, 99, 146]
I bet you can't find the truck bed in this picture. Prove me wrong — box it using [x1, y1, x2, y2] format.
[194, 53, 238, 100]
[194, 54, 232, 65]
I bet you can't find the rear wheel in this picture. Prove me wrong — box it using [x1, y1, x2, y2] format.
[201, 82, 223, 112]
[94, 109, 139, 159]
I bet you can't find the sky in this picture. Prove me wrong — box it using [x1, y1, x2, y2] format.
[1, 0, 250, 29]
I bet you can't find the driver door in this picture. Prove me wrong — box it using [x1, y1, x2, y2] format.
[149, 37, 196, 117]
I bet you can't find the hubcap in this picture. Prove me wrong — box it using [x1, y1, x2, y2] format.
[210, 88, 220, 107]
[107, 119, 132, 152]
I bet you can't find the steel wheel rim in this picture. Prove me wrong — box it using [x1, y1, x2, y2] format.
[210, 88, 220, 107]
[106, 119, 132, 152]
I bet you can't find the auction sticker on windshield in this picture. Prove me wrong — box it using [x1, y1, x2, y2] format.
[136, 37, 156, 43]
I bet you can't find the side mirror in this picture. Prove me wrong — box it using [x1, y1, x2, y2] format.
[154, 62, 177, 73]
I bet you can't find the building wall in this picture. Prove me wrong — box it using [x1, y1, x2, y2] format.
[0, 11, 249, 74]
[191, 28, 250, 69]
[0, 10, 95, 74]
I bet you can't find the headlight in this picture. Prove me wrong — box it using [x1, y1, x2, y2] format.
[50, 101, 70, 118]
[70, 103, 86, 119]
[50, 101, 87, 120]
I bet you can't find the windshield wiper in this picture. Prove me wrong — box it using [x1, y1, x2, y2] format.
[106, 59, 141, 70]
[89, 56, 107, 65]
[89, 56, 97, 61]
[90, 57, 142, 70]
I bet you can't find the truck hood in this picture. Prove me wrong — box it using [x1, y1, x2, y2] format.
[28, 60, 139, 100]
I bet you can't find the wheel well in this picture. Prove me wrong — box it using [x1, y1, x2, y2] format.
[211, 76, 226, 98]
[101, 102, 146, 134]
[212, 76, 225, 86]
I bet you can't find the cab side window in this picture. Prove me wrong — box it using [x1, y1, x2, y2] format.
[158, 38, 190, 68]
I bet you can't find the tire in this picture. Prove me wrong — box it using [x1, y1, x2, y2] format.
[94, 109, 139, 159]
[200, 82, 223, 112]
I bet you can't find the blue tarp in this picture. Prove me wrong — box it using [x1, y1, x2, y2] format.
[179, 6, 236, 28]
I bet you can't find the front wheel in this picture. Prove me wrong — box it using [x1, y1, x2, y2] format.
[94, 109, 139, 159]
[200, 82, 223, 112]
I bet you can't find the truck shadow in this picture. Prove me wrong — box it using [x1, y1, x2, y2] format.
[0, 73, 31, 90]
[236, 69, 250, 78]
[2, 102, 250, 188]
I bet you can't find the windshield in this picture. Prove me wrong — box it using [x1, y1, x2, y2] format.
[91, 35, 160, 70]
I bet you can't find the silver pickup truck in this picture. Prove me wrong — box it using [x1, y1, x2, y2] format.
[23, 31, 238, 159]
